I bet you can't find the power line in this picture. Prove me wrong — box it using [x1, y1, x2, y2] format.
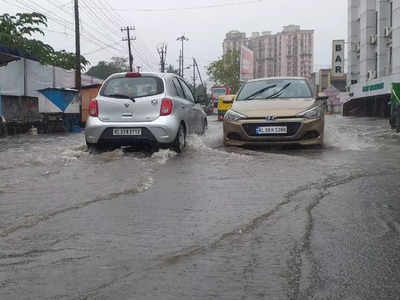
[83, 0, 264, 12]
[2, 0, 124, 58]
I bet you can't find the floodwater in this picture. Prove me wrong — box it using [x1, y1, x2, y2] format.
[0, 115, 400, 299]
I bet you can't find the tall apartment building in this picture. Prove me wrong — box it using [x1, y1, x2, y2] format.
[346, 0, 400, 116]
[222, 25, 314, 80]
[222, 30, 247, 55]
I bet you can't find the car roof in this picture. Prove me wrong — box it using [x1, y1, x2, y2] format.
[106, 72, 181, 80]
[247, 76, 308, 82]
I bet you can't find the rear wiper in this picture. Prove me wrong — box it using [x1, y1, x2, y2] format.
[265, 82, 292, 99]
[104, 94, 135, 101]
[244, 84, 276, 100]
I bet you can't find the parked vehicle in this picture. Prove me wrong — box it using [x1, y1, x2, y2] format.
[211, 86, 230, 110]
[223, 77, 325, 147]
[217, 94, 235, 121]
[85, 72, 208, 152]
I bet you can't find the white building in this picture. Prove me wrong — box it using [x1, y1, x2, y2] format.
[346, 0, 400, 116]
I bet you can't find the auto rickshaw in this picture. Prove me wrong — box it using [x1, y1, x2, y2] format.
[217, 94, 236, 121]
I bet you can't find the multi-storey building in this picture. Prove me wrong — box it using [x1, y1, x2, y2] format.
[222, 25, 314, 80]
[346, 0, 400, 116]
[276, 25, 314, 79]
[222, 30, 247, 55]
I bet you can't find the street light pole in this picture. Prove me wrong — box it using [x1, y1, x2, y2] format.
[177, 35, 188, 77]
[74, 0, 81, 91]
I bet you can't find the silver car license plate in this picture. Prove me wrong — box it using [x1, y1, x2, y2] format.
[112, 128, 142, 136]
[256, 126, 287, 134]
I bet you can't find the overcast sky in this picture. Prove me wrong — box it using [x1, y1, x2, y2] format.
[2, 0, 348, 82]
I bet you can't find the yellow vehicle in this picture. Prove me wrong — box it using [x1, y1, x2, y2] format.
[217, 94, 236, 121]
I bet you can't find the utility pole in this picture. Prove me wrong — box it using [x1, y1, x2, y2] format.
[194, 58, 207, 100]
[121, 26, 135, 72]
[157, 43, 167, 73]
[193, 58, 196, 100]
[176, 35, 188, 77]
[74, 0, 81, 91]
[178, 49, 182, 77]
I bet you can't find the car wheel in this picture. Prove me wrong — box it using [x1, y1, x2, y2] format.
[396, 117, 400, 133]
[390, 116, 395, 129]
[171, 124, 186, 153]
[200, 119, 208, 135]
[86, 142, 101, 154]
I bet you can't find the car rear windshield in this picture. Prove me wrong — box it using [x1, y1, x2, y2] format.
[236, 79, 312, 101]
[100, 76, 164, 99]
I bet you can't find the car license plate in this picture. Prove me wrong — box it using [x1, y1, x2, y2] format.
[112, 128, 142, 136]
[256, 126, 287, 134]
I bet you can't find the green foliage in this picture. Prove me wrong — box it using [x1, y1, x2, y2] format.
[0, 12, 89, 71]
[207, 50, 240, 93]
[86, 57, 129, 79]
[166, 64, 179, 75]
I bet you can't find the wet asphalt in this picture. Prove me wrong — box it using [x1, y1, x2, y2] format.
[0, 115, 400, 300]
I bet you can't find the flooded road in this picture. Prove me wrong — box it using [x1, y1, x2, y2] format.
[1, 115, 400, 300]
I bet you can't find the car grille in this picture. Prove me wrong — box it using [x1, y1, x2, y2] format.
[242, 122, 301, 137]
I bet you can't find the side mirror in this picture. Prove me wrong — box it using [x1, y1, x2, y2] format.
[316, 93, 328, 101]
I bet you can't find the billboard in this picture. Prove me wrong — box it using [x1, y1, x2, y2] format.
[240, 45, 254, 82]
[332, 40, 345, 78]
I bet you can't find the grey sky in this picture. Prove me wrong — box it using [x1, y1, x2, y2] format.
[2, 0, 347, 81]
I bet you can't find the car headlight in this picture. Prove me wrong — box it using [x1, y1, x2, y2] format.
[224, 110, 246, 121]
[297, 106, 322, 119]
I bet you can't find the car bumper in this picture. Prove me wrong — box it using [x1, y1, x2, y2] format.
[223, 117, 324, 146]
[85, 115, 179, 145]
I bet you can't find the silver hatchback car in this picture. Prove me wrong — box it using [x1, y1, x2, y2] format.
[85, 72, 207, 152]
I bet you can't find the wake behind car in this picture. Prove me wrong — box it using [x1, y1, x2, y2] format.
[85, 72, 207, 152]
[223, 77, 325, 147]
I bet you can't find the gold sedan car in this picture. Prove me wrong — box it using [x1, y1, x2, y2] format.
[223, 77, 325, 147]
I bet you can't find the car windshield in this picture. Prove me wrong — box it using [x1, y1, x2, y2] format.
[100, 76, 164, 99]
[236, 79, 313, 100]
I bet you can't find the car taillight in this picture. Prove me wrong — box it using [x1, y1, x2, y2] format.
[125, 72, 141, 78]
[160, 98, 173, 116]
[88, 99, 98, 117]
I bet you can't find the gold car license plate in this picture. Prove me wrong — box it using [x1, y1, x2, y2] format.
[256, 126, 287, 134]
[112, 128, 142, 136]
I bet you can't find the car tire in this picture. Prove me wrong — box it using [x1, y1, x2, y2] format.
[200, 119, 208, 135]
[86, 142, 102, 154]
[171, 124, 186, 153]
[390, 116, 395, 129]
[394, 109, 400, 133]
[396, 117, 400, 133]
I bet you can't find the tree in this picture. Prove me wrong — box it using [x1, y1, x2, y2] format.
[207, 49, 240, 93]
[0, 12, 89, 71]
[166, 64, 179, 75]
[86, 57, 129, 79]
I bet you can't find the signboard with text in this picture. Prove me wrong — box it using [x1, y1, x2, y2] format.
[240, 46, 254, 82]
[332, 40, 345, 78]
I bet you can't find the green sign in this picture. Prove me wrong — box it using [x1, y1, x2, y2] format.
[362, 82, 384, 92]
[363, 82, 385, 92]
[391, 83, 400, 114]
